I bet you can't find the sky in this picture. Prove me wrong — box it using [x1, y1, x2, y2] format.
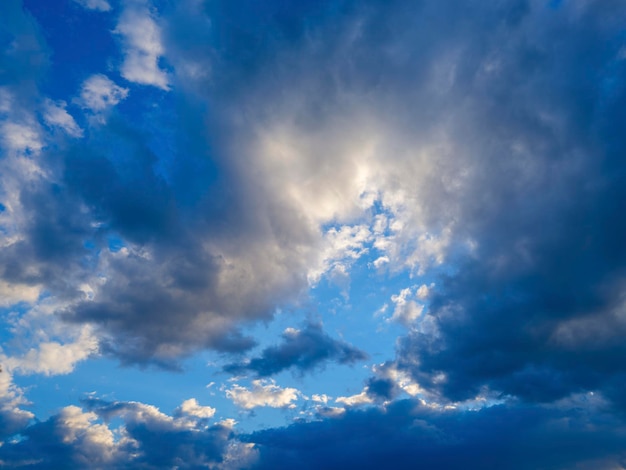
[1, 0, 626, 468]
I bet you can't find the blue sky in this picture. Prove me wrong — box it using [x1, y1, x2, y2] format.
[1, 0, 626, 468]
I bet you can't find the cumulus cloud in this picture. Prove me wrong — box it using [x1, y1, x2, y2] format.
[78, 74, 129, 112]
[0, 370, 33, 438]
[388, 287, 425, 327]
[114, 3, 169, 89]
[225, 380, 301, 410]
[0, 280, 40, 307]
[176, 398, 216, 419]
[223, 323, 367, 378]
[4, 325, 98, 376]
[335, 391, 373, 408]
[0, 398, 244, 468]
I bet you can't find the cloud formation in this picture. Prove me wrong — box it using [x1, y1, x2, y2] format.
[3, 0, 626, 467]
[78, 74, 129, 112]
[0, 398, 249, 469]
[223, 323, 367, 377]
[225, 380, 301, 410]
[115, 3, 169, 89]
[247, 399, 626, 470]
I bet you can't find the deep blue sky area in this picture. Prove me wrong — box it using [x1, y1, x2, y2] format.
[1, 0, 626, 468]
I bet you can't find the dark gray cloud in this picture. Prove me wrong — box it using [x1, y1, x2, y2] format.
[223, 323, 367, 377]
[380, 0, 626, 410]
[247, 399, 626, 470]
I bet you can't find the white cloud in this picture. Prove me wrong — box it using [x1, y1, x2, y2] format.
[0, 280, 41, 307]
[374, 363, 424, 397]
[1, 121, 43, 155]
[5, 326, 99, 376]
[389, 287, 424, 327]
[416, 283, 431, 299]
[219, 442, 260, 470]
[225, 380, 300, 410]
[73, 0, 111, 12]
[178, 398, 216, 419]
[308, 224, 372, 285]
[335, 390, 373, 407]
[372, 255, 389, 269]
[43, 99, 83, 137]
[56, 406, 115, 452]
[115, 5, 169, 89]
[311, 394, 331, 404]
[0, 368, 34, 436]
[79, 74, 129, 112]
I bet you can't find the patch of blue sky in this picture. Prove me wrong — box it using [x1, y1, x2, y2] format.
[0, 303, 31, 346]
[23, 0, 118, 100]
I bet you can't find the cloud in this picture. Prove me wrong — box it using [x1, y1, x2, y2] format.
[0, 121, 42, 156]
[0, 398, 244, 469]
[247, 399, 626, 470]
[0, 370, 34, 438]
[335, 391, 373, 407]
[0, 280, 40, 307]
[225, 380, 301, 410]
[42, 99, 83, 137]
[114, 3, 169, 89]
[2, 0, 625, 424]
[223, 323, 367, 378]
[176, 398, 216, 419]
[388, 287, 425, 327]
[4, 325, 98, 376]
[78, 74, 129, 112]
[73, 0, 111, 11]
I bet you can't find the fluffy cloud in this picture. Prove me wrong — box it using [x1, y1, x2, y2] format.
[0, 121, 42, 155]
[335, 391, 373, 407]
[223, 323, 367, 377]
[225, 380, 301, 410]
[78, 74, 129, 112]
[176, 398, 216, 419]
[0, 398, 244, 468]
[388, 287, 425, 327]
[0, 370, 33, 438]
[114, 3, 169, 89]
[4, 325, 98, 376]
